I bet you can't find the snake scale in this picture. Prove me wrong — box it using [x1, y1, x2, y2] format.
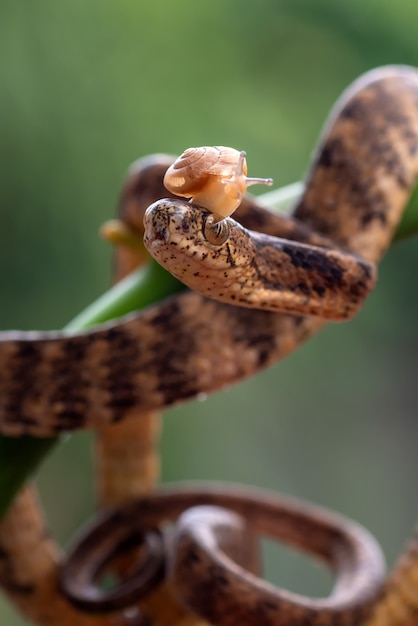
[1, 65, 418, 626]
[1, 65, 418, 438]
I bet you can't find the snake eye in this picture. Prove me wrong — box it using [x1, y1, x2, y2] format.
[203, 214, 230, 246]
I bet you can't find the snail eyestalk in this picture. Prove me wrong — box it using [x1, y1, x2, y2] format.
[231, 150, 273, 189]
[219, 150, 273, 220]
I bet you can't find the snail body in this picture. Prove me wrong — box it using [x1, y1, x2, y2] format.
[163, 146, 273, 219]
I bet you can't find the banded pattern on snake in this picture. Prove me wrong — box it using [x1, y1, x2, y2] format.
[0, 66, 418, 437]
[1, 65, 418, 626]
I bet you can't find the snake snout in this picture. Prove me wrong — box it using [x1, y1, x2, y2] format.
[143, 200, 172, 247]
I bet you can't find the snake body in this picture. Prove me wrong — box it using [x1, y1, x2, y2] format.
[1, 65, 418, 626]
[1, 66, 418, 436]
[61, 483, 385, 626]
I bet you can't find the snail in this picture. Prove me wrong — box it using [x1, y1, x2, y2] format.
[163, 146, 273, 220]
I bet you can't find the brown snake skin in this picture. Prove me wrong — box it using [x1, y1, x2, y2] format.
[143, 198, 376, 321]
[1, 65, 418, 437]
[61, 484, 385, 626]
[1, 65, 418, 626]
[57, 63, 418, 626]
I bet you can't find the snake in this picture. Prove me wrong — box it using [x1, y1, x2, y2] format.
[1, 65, 418, 626]
[61, 483, 385, 626]
[1, 65, 418, 437]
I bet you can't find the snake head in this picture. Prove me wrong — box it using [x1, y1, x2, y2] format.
[143, 198, 256, 300]
[143, 198, 377, 321]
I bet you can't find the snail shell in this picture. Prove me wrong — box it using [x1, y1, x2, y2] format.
[163, 146, 273, 219]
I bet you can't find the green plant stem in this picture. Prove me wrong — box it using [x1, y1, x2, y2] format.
[257, 181, 418, 241]
[65, 257, 182, 331]
[0, 436, 57, 518]
[0, 181, 417, 519]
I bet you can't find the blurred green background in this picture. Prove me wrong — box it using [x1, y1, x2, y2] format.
[1, 1, 418, 623]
